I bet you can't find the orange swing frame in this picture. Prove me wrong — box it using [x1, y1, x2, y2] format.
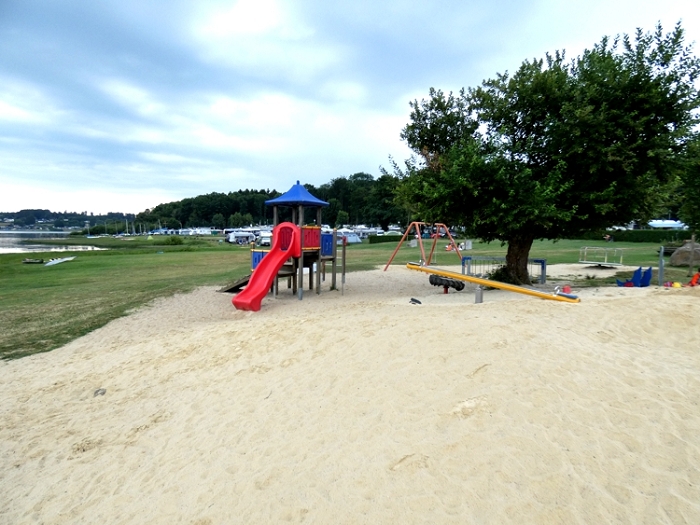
[383, 221, 462, 271]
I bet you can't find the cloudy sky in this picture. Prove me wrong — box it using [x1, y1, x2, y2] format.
[1, 0, 698, 214]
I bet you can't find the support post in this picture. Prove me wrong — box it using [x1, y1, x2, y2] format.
[689, 234, 696, 277]
[341, 237, 347, 295]
[331, 229, 337, 290]
[297, 205, 304, 300]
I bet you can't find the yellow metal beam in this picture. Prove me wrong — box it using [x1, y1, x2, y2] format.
[406, 262, 580, 303]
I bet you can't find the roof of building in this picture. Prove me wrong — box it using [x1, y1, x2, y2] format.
[265, 181, 329, 207]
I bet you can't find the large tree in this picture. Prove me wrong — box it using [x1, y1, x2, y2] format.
[399, 24, 700, 283]
[678, 134, 700, 232]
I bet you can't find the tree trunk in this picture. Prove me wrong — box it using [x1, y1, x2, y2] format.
[505, 235, 534, 285]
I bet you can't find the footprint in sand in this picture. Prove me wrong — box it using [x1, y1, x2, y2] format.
[390, 453, 430, 472]
[450, 396, 488, 418]
[467, 364, 490, 378]
[71, 438, 103, 455]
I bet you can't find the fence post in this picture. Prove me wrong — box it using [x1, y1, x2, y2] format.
[689, 234, 696, 277]
[658, 246, 664, 286]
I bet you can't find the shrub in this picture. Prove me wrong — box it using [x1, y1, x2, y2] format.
[154, 235, 184, 246]
[368, 235, 403, 244]
[486, 265, 527, 285]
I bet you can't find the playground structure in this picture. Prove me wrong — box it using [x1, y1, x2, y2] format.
[462, 256, 547, 284]
[579, 246, 625, 266]
[384, 222, 462, 270]
[231, 181, 343, 312]
[406, 262, 580, 303]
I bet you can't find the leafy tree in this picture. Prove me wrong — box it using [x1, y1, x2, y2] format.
[229, 212, 244, 228]
[398, 23, 700, 283]
[678, 135, 700, 232]
[336, 210, 349, 227]
[163, 218, 181, 230]
[365, 174, 404, 230]
[212, 213, 226, 229]
[401, 88, 476, 170]
[324, 198, 341, 227]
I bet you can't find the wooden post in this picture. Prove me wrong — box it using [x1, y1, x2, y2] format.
[331, 229, 337, 290]
[297, 204, 304, 300]
[341, 236, 347, 295]
[689, 234, 696, 277]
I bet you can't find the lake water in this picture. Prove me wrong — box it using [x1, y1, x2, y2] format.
[0, 231, 106, 254]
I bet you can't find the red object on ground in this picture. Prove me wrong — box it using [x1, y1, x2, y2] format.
[232, 222, 301, 312]
[562, 285, 572, 294]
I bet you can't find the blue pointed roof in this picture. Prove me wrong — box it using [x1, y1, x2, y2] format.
[265, 181, 329, 207]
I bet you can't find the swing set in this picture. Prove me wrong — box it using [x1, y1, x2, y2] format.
[383, 221, 462, 271]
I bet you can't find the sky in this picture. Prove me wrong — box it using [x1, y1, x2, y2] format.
[1, 0, 698, 215]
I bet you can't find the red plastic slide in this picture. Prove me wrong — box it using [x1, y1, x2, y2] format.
[232, 222, 301, 312]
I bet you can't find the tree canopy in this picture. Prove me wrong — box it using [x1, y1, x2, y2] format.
[133, 174, 407, 231]
[397, 23, 700, 283]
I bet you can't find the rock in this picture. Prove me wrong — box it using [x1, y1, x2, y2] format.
[669, 240, 700, 267]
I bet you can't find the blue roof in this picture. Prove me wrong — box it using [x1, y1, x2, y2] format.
[265, 181, 329, 207]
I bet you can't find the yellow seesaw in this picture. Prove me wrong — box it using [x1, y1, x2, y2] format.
[406, 262, 581, 303]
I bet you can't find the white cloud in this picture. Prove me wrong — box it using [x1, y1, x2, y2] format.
[198, 0, 286, 38]
[0, 179, 180, 215]
[99, 79, 165, 117]
[189, 0, 339, 81]
[0, 100, 41, 123]
[138, 152, 199, 164]
[0, 77, 61, 124]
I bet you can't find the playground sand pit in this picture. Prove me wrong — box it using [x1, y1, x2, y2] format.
[2, 265, 700, 524]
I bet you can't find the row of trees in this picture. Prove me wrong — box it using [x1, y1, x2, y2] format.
[2, 209, 135, 229]
[393, 23, 700, 283]
[134, 175, 406, 231]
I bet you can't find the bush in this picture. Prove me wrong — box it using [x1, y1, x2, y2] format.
[486, 265, 526, 285]
[154, 235, 184, 246]
[368, 235, 403, 244]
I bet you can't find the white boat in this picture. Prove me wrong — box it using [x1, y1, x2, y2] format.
[44, 256, 76, 266]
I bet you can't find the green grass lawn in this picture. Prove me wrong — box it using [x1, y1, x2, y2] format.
[0, 235, 693, 359]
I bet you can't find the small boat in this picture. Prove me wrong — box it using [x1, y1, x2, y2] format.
[44, 256, 76, 266]
[22, 258, 44, 264]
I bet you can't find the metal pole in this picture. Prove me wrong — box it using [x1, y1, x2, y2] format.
[658, 245, 665, 286]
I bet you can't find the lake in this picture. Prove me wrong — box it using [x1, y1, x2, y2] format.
[0, 231, 106, 254]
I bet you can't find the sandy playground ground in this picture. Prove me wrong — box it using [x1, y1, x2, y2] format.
[1, 264, 699, 524]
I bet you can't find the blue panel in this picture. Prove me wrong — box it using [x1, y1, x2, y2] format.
[321, 233, 334, 256]
[251, 250, 267, 270]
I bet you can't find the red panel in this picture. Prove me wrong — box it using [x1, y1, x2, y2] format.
[302, 227, 320, 248]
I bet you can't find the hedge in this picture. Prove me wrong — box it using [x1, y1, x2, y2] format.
[368, 234, 404, 244]
[573, 230, 693, 243]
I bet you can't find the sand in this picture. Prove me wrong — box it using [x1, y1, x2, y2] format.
[1, 264, 700, 524]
